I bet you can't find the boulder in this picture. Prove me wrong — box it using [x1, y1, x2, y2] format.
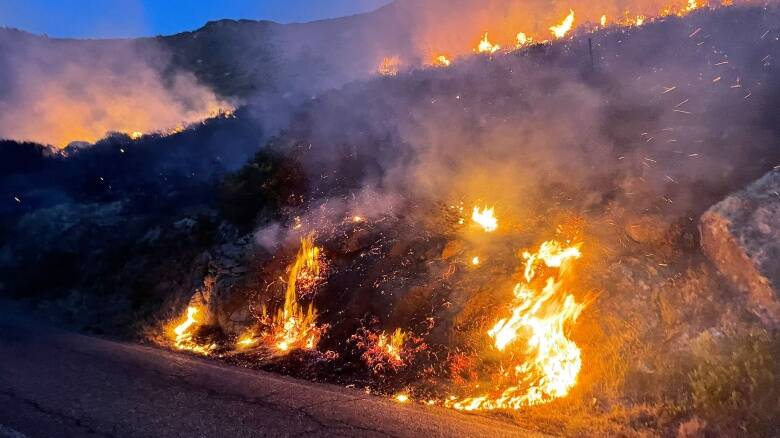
[625, 214, 671, 244]
[699, 170, 780, 326]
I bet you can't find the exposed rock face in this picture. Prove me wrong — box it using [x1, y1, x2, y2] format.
[700, 170, 780, 326]
[182, 233, 257, 336]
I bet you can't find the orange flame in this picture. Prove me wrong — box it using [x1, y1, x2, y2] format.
[452, 239, 586, 410]
[472, 206, 498, 232]
[549, 9, 576, 39]
[269, 234, 323, 353]
[377, 328, 407, 364]
[516, 32, 530, 47]
[170, 305, 215, 355]
[434, 55, 452, 66]
[477, 32, 501, 54]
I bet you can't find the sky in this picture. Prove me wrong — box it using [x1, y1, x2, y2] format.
[0, 0, 393, 38]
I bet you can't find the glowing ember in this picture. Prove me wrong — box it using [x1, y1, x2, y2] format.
[549, 10, 576, 39]
[477, 33, 500, 54]
[378, 56, 401, 76]
[171, 306, 214, 355]
[471, 206, 498, 232]
[451, 239, 586, 410]
[268, 234, 323, 354]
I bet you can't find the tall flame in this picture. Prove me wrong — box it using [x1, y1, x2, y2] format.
[477, 33, 501, 54]
[549, 10, 576, 39]
[270, 234, 322, 353]
[452, 240, 586, 410]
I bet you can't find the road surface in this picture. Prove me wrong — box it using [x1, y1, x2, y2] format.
[0, 305, 541, 437]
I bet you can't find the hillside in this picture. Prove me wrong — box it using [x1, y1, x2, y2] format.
[1, 3, 780, 436]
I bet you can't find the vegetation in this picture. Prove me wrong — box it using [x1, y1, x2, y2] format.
[220, 141, 308, 229]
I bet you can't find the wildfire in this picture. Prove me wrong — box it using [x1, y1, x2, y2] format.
[129, 131, 143, 140]
[170, 305, 214, 355]
[451, 239, 586, 410]
[357, 328, 410, 372]
[600, 14, 607, 27]
[635, 15, 646, 26]
[236, 330, 259, 349]
[516, 32, 530, 47]
[434, 55, 452, 67]
[477, 33, 501, 54]
[549, 9, 576, 39]
[472, 206, 498, 232]
[378, 329, 406, 364]
[269, 235, 323, 353]
[378, 56, 401, 76]
[686, 0, 699, 11]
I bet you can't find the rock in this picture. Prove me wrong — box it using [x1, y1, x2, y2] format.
[625, 215, 671, 244]
[700, 170, 780, 326]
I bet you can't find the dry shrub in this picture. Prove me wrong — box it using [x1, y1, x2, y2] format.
[687, 329, 780, 437]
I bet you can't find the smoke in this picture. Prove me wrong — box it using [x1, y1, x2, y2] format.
[0, 33, 232, 148]
[260, 1, 780, 248]
[391, 0, 753, 59]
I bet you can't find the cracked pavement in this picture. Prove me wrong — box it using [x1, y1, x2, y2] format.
[0, 305, 542, 437]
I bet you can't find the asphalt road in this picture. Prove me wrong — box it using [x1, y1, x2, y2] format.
[0, 305, 541, 437]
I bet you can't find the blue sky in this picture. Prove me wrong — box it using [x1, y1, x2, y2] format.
[0, 0, 393, 38]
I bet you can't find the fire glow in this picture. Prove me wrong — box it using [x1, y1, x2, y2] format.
[477, 32, 501, 54]
[549, 9, 576, 39]
[170, 305, 214, 355]
[451, 240, 586, 411]
[472, 206, 498, 232]
[269, 234, 323, 353]
[381, 0, 736, 73]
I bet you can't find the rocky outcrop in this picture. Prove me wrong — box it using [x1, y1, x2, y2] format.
[700, 170, 780, 326]
[182, 232, 257, 336]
